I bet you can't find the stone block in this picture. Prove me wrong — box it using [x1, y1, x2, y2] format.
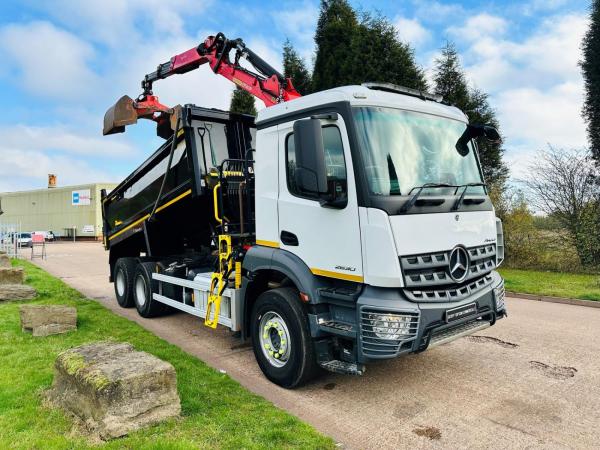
[0, 284, 36, 301]
[0, 267, 25, 284]
[47, 342, 181, 439]
[20, 305, 77, 336]
[0, 253, 10, 268]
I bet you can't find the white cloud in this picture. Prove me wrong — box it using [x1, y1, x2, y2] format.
[0, 149, 116, 193]
[0, 21, 98, 100]
[394, 17, 431, 48]
[272, 3, 319, 43]
[439, 13, 590, 180]
[464, 14, 587, 93]
[447, 13, 507, 42]
[37, 0, 208, 47]
[0, 125, 138, 158]
[496, 82, 586, 149]
[521, 0, 570, 15]
[0, 122, 139, 192]
[271, 2, 319, 63]
[412, 1, 465, 23]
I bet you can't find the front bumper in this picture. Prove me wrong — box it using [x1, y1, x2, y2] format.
[356, 271, 506, 363]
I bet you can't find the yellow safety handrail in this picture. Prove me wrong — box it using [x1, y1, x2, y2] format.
[213, 183, 222, 224]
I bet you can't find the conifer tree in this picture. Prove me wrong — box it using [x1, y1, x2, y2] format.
[433, 42, 470, 109]
[582, 0, 600, 165]
[283, 39, 312, 95]
[229, 87, 257, 116]
[312, 0, 358, 90]
[312, 1, 427, 92]
[350, 14, 427, 91]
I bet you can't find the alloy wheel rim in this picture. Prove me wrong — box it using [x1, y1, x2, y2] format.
[259, 311, 292, 368]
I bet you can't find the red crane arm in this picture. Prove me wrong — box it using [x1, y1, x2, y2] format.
[134, 33, 301, 118]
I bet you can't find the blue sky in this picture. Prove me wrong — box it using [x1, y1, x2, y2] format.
[0, 0, 591, 191]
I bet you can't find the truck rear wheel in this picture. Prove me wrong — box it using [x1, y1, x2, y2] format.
[251, 287, 319, 388]
[133, 262, 169, 318]
[113, 258, 137, 308]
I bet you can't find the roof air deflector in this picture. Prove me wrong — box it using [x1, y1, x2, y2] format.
[361, 82, 443, 103]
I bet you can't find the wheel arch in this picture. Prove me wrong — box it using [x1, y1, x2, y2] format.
[241, 246, 324, 339]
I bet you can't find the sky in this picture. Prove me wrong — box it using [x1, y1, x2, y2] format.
[0, 0, 592, 192]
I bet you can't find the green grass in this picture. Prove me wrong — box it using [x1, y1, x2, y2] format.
[499, 267, 600, 301]
[0, 260, 334, 450]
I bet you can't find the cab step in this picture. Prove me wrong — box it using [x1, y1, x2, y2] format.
[429, 320, 491, 348]
[319, 360, 365, 376]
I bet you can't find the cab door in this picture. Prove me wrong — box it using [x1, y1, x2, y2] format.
[277, 115, 363, 283]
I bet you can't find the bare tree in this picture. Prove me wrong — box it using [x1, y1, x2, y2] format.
[522, 146, 599, 266]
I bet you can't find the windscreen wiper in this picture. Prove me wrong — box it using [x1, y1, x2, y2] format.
[400, 183, 456, 213]
[452, 182, 487, 211]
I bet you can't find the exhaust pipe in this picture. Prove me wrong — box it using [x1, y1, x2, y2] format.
[103, 95, 138, 135]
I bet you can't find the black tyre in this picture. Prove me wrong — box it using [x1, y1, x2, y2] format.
[251, 287, 319, 388]
[133, 262, 170, 318]
[113, 258, 137, 308]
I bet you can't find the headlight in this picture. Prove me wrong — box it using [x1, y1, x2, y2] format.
[368, 313, 416, 340]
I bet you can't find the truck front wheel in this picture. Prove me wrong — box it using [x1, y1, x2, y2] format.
[251, 287, 319, 388]
[113, 258, 137, 308]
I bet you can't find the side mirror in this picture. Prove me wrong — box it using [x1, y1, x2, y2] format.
[455, 124, 502, 156]
[482, 125, 501, 143]
[293, 119, 328, 195]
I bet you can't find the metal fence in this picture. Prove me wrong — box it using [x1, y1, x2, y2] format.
[0, 222, 23, 258]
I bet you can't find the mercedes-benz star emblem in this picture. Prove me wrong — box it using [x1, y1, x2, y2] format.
[449, 246, 469, 282]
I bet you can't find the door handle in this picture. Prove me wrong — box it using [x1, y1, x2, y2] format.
[280, 230, 299, 246]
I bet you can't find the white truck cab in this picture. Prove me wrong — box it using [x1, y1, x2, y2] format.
[245, 83, 505, 378]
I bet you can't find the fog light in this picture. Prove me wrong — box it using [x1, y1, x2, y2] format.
[369, 313, 414, 340]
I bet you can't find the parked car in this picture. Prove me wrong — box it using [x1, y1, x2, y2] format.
[18, 233, 33, 247]
[0, 232, 32, 247]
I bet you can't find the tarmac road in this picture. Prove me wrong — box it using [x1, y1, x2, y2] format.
[29, 242, 600, 449]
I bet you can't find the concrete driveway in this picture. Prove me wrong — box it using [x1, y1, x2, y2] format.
[28, 242, 600, 449]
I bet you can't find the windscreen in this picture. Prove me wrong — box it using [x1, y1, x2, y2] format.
[353, 107, 484, 196]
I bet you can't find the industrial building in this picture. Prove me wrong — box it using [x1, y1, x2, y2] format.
[0, 181, 117, 239]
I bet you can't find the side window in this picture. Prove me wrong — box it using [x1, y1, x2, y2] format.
[286, 125, 347, 200]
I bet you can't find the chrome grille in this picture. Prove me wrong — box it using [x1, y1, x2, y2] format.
[403, 274, 494, 303]
[400, 244, 496, 289]
[359, 309, 419, 358]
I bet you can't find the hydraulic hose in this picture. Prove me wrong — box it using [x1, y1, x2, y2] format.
[148, 116, 181, 222]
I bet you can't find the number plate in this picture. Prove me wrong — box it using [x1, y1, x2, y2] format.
[445, 302, 477, 323]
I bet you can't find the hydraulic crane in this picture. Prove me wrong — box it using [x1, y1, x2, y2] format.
[103, 32, 301, 136]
